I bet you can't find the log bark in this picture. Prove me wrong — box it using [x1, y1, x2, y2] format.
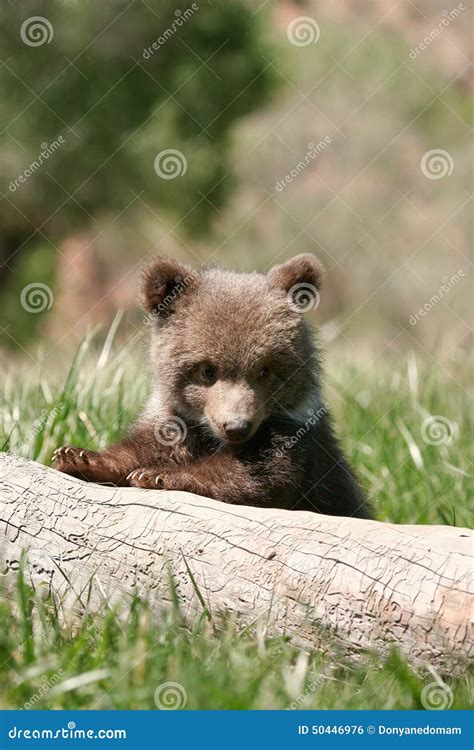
[0, 453, 472, 670]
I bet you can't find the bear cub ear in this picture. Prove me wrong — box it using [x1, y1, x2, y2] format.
[140, 256, 197, 318]
[268, 254, 324, 299]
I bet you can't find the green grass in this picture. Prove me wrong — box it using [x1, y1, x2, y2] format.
[1, 575, 472, 711]
[0, 331, 472, 709]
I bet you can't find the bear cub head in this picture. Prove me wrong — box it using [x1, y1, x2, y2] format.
[140, 254, 324, 446]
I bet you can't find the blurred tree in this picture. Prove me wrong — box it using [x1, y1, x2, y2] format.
[0, 0, 275, 342]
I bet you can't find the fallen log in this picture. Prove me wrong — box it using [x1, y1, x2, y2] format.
[0, 453, 472, 670]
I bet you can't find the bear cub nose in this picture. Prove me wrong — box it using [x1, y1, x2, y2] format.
[223, 419, 252, 441]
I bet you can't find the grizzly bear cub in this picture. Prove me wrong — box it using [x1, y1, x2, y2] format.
[53, 254, 371, 518]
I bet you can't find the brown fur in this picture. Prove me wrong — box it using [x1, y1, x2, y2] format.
[53, 254, 372, 518]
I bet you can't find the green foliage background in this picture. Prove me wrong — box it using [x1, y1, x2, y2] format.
[0, 0, 274, 235]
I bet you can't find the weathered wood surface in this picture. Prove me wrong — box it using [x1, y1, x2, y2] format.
[0, 453, 472, 669]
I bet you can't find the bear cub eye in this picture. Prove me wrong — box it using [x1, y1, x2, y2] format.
[258, 366, 270, 381]
[199, 363, 217, 384]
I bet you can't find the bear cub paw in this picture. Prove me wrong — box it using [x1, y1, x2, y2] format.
[52, 446, 102, 479]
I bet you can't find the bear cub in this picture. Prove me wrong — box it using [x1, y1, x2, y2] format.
[53, 254, 372, 519]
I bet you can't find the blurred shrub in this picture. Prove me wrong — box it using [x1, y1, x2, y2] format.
[0, 0, 275, 235]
